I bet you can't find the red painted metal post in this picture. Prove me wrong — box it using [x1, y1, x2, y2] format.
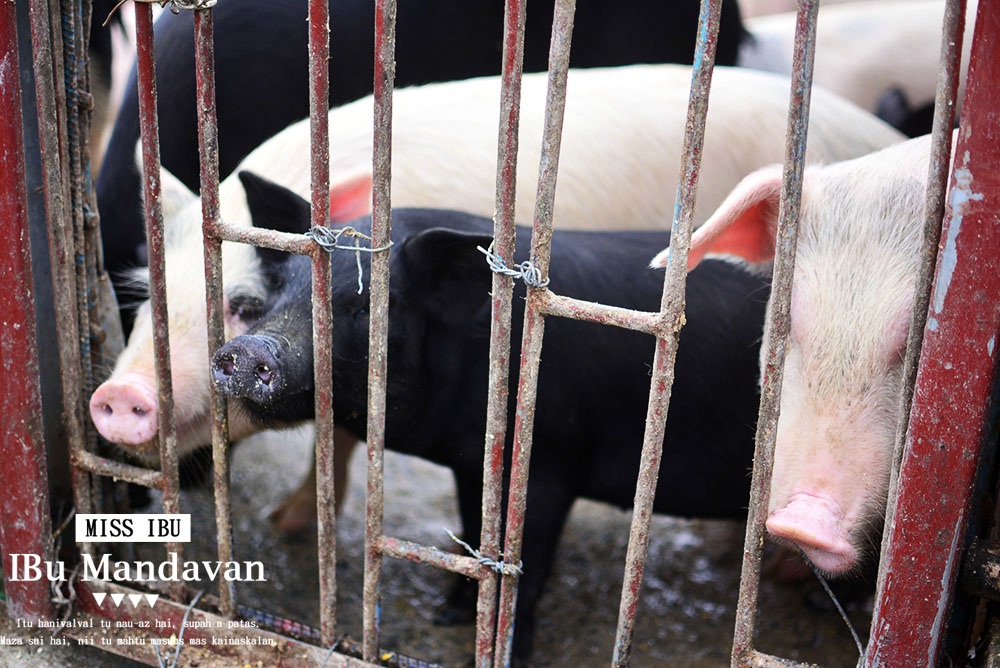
[362, 0, 396, 659]
[864, 2, 1000, 665]
[306, 0, 337, 647]
[0, 0, 55, 622]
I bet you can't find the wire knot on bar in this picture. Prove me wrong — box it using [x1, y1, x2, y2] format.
[445, 528, 523, 577]
[477, 243, 550, 288]
[305, 225, 394, 295]
[103, 0, 218, 26]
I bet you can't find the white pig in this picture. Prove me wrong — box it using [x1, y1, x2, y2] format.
[651, 133, 943, 573]
[91, 64, 904, 529]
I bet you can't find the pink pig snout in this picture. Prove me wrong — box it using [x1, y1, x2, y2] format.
[766, 493, 857, 575]
[89, 373, 159, 445]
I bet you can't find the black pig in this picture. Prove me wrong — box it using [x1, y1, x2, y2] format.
[213, 172, 768, 662]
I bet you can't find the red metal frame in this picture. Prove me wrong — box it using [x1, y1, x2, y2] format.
[864, 1, 1000, 665]
[0, 0, 56, 622]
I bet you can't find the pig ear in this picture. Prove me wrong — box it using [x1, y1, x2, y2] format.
[399, 227, 496, 325]
[158, 166, 198, 223]
[649, 165, 783, 271]
[329, 172, 373, 223]
[239, 171, 312, 266]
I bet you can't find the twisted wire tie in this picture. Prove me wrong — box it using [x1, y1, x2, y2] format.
[477, 243, 550, 288]
[103, 0, 218, 27]
[445, 528, 523, 577]
[305, 225, 394, 295]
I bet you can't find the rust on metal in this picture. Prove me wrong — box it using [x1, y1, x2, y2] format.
[134, 2, 186, 600]
[72, 449, 163, 488]
[305, 0, 337, 647]
[477, 0, 527, 664]
[864, 3, 1000, 664]
[192, 5, 236, 618]
[612, 0, 723, 663]
[538, 291, 670, 346]
[732, 0, 820, 663]
[378, 536, 484, 580]
[363, 0, 397, 660]
[494, 1, 576, 663]
[877, 0, 967, 584]
[0, 1, 56, 620]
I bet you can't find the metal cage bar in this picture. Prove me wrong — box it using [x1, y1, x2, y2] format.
[362, 0, 396, 659]
[0, 0, 56, 622]
[133, 1, 185, 601]
[477, 0, 527, 665]
[731, 0, 819, 664]
[306, 0, 338, 648]
[192, 6, 236, 619]
[864, 1, 1000, 664]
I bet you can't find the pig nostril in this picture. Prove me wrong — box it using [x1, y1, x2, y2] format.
[132, 407, 147, 417]
[256, 364, 272, 385]
[219, 357, 235, 377]
[101, 404, 113, 416]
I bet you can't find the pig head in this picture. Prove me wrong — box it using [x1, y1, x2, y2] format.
[652, 135, 935, 574]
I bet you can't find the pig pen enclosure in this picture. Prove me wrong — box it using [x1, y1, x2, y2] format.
[2, 0, 1000, 666]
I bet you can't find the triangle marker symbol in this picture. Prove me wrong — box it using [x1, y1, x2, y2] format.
[128, 594, 143, 607]
[145, 594, 159, 607]
[110, 593, 126, 607]
[93, 592, 107, 606]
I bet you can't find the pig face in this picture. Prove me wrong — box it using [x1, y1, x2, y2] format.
[89, 170, 280, 462]
[651, 136, 931, 574]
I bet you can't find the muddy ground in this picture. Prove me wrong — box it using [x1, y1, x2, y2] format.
[1, 425, 871, 667]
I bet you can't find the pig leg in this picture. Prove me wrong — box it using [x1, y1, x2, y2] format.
[268, 427, 359, 532]
[435, 468, 486, 626]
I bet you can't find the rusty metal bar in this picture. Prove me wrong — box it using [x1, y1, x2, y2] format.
[611, 1, 723, 664]
[192, 5, 236, 618]
[378, 536, 484, 579]
[0, 0, 55, 620]
[362, 0, 396, 659]
[72, 448, 164, 488]
[494, 1, 576, 664]
[876, 0, 967, 584]
[863, 2, 1000, 664]
[213, 220, 317, 256]
[477, 0, 527, 664]
[29, 0, 95, 547]
[535, 291, 668, 339]
[134, 2, 185, 601]
[731, 0, 820, 663]
[305, 0, 337, 647]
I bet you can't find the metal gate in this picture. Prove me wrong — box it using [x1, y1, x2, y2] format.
[2, 0, 1000, 666]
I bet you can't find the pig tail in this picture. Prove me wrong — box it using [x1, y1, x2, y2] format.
[477, 243, 550, 289]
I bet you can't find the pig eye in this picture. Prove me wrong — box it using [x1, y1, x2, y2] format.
[228, 295, 264, 321]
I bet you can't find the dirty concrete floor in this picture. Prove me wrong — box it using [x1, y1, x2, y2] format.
[1, 425, 872, 667]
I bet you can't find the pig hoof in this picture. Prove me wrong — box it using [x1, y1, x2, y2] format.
[264, 496, 317, 533]
[433, 579, 477, 627]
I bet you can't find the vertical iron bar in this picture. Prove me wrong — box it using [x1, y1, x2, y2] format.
[193, 6, 235, 618]
[864, 1, 1000, 663]
[478, 0, 527, 665]
[362, 0, 396, 660]
[731, 0, 819, 662]
[0, 0, 56, 621]
[134, 3, 185, 601]
[494, 1, 576, 664]
[28, 0, 94, 544]
[876, 0, 966, 580]
[307, 0, 336, 647]
[610, 1, 723, 665]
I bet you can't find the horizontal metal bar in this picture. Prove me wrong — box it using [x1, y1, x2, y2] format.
[534, 289, 667, 338]
[378, 536, 485, 580]
[733, 649, 822, 668]
[208, 220, 318, 257]
[71, 449, 163, 489]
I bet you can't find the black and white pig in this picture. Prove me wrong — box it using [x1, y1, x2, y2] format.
[651, 133, 948, 576]
[96, 0, 747, 310]
[209, 173, 771, 662]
